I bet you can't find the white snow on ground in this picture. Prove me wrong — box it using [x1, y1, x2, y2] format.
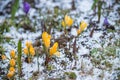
[71, 28, 77, 36]
[76, 0, 93, 12]
[78, 47, 89, 55]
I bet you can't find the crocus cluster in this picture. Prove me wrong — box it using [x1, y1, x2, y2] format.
[62, 15, 73, 27]
[23, 41, 35, 63]
[42, 32, 60, 57]
[77, 21, 88, 35]
[61, 15, 87, 35]
[7, 50, 16, 79]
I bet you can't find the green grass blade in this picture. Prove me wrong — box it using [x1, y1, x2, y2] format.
[17, 40, 22, 79]
[98, 1, 102, 22]
[11, 0, 19, 20]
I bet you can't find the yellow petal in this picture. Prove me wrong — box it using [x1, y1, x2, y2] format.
[26, 41, 32, 48]
[65, 15, 70, 25]
[23, 48, 29, 55]
[42, 32, 51, 41]
[9, 59, 15, 67]
[49, 42, 58, 56]
[30, 46, 35, 56]
[9, 67, 15, 72]
[65, 15, 73, 27]
[7, 71, 14, 78]
[42, 32, 51, 48]
[68, 17, 73, 26]
[80, 21, 87, 31]
[44, 38, 51, 48]
[48, 35, 51, 39]
[10, 50, 15, 58]
[54, 51, 60, 57]
[42, 32, 47, 42]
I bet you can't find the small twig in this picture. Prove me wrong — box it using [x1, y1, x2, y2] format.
[90, 27, 95, 37]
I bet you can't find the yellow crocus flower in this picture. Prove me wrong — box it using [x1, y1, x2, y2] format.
[7, 71, 14, 78]
[9, 67, 15, 72]
[42, 32, 47, 41]
[49, 42, 58, 56]
[64, 15, 73, 27]
[80, 21, 88, 31]
[44, 38, 51, 48]
[26, 41, 32, 48]
[30, 45, 35, 56]
[42, 32, 51, 48]
[1, 55, 6, 60]
[23, 48, 29, 55]
[9, 59, 15, 67]
[42, 32, 51, 41]
[10, 50, 15, 58]
[77, 21, 88, 35]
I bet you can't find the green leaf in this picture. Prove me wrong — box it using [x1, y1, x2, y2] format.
[11, 0, 19, 20]
[69, 72, 77, 79]
[54, 7, 59, 15]
[98, 1, 102, 22]
[92, 0, 98, 9]
[17, 40, 22, 79]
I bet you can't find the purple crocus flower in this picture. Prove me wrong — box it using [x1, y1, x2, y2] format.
[103, 17, 109, 26]
[23, 2, 30, 14]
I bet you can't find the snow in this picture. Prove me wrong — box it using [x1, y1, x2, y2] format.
[78, 47, 89, 55]
[77, 0, 93, 12]
[71, 28, 77, 36]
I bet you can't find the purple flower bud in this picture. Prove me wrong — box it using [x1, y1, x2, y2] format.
[23, 2, 30, 14]
[103, 17, 109, 26]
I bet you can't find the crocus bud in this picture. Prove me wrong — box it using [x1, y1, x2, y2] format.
[23, 2, 30, 14]
[1, 55, 6, 60]
[103, 17, 109, 26]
